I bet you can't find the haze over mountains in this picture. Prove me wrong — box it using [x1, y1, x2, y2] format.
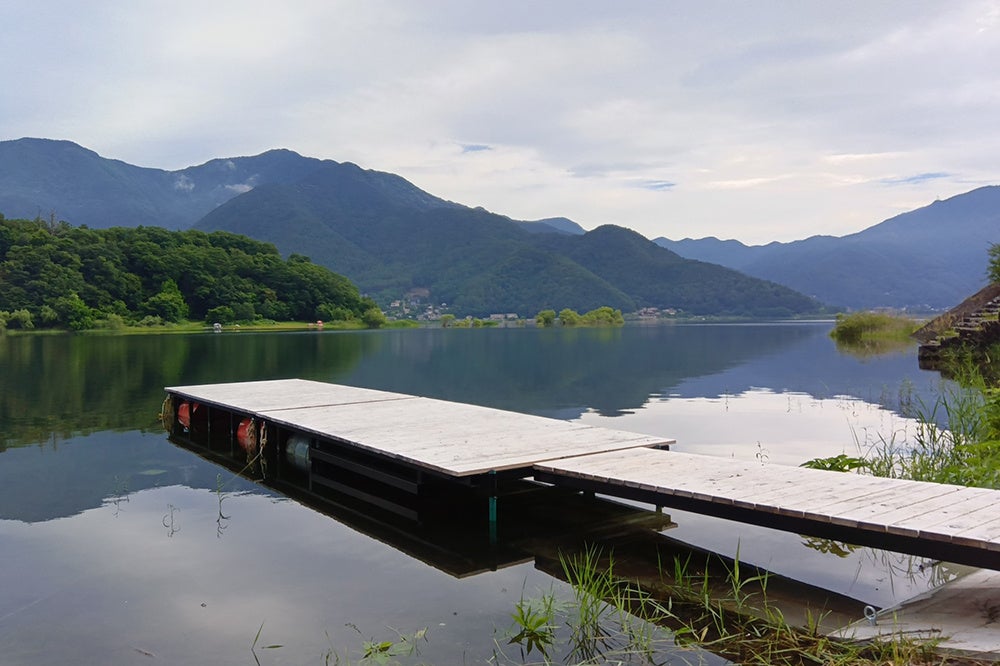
[2, 137, 996, 314]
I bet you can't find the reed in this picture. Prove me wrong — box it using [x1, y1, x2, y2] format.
[500, 544, 981, 666]
[807, 361, 1000, 490]
[829, 311, 919, 345]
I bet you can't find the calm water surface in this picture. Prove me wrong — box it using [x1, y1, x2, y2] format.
[0, 323, 955, 664]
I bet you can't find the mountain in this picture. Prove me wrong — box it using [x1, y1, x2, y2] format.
[0, 138, 823, 317]
[194, 161, 821, 317]
[0, 138, 326, 229]
[536, 226, 818, 317]
[655, 187, 1000, 310]
[516, 216, 587, 235]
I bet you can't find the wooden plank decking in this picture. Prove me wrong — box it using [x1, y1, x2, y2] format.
[166, 379, 674, 477]
[166, 379, 1000, 569]
[533, 448, 1000, 570]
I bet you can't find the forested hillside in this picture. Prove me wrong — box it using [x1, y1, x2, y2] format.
[0, 215, 376, 330]
[196, 162, 826, 317]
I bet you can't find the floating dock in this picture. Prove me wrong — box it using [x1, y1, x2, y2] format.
[165, 379, 1000, 570]
[164, 378, 1000, 659]
[163, 379, 673, 523]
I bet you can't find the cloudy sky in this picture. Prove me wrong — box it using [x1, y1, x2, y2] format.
[3, 1, 999, 243]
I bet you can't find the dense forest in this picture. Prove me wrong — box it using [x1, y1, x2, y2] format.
[0, 215, 379, 331]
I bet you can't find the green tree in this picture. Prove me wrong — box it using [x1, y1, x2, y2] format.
[361, 307, 387, 329]
[440, 314, 456, 327]
[581, 306, 624, 326]
[988, 243, 1000, 284]
[205, 305, 236, 324]
[8, 308, 34, 330]
[231, 302, 256, 322]
[558, 308, 581, 326]
[316, 303, 353, 322]
[535, 309, 556, 327]
[142, 279, 189, 322]
[52, 293, 94, 330]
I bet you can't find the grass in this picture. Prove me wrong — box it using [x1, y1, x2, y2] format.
[829, 311, 920, 357]
[287, 543, 988, 665]
[830, 311, 920, 344]
[805, 358, 1000, 489]
[497, 545, 980, 666]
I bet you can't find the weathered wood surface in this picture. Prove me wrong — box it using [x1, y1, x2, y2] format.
[166, 379, 674, 477]
[167, 378, 411, 412]
[534, 448, 1000, 553]
[168, 379, 1000, 566]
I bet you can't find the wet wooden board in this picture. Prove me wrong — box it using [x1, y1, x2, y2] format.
[166, 379, 674, 477]
[535, 448, 1000, 554]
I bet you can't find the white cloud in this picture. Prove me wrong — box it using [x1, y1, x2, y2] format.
[1, 0, 999, 243]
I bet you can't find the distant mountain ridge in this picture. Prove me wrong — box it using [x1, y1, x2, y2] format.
[0, 138, 328, 229]
[0, 137, 845, 316]
[0, 137, 587, 235]
[655, 187, 1000, 310]
[194, 160, 818, 316]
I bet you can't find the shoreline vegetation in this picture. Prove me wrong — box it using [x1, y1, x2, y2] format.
[829, 310, 922, 358]
[829, 310, 921, 345]
[0, 216, 386, 333]
[535, 306, 625, 327]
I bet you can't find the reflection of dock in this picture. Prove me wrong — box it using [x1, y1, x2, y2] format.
[168, 432, 674, 578]
[165, 378, 1000, 572]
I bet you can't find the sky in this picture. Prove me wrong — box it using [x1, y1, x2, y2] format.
[2, 1, 999, 244]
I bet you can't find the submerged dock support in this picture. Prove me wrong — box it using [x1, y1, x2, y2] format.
[488, 470, 498, 546]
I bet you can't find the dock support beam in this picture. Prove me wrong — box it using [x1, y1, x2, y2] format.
[488, 470, 497, 546]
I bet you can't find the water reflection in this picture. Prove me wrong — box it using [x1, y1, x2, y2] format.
[0, 323, 961, 664]
[0, 324, 940, 451]
[0, 331, 371, 449]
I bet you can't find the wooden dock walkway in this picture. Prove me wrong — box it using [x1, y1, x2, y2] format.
[165, 379, 1000, 570]
[165, 379, 673, 477]
[533, 448, 1000, 570]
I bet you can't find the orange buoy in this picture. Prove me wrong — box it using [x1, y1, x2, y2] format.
[177, 401, 201, 431]
[236, 417, 257, 454]
[178, 402, 191, 430]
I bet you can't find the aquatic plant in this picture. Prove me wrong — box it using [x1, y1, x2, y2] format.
[806, 362, 1000, 490]
[498, 543, 970, 666]
[830, 311, 919, 345]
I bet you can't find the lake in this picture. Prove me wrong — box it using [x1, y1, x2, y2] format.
[0, 323, 957, 664]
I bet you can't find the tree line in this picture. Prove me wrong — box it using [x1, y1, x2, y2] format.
[535, 306, 625, 327]
[0, 214, 382, 331]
